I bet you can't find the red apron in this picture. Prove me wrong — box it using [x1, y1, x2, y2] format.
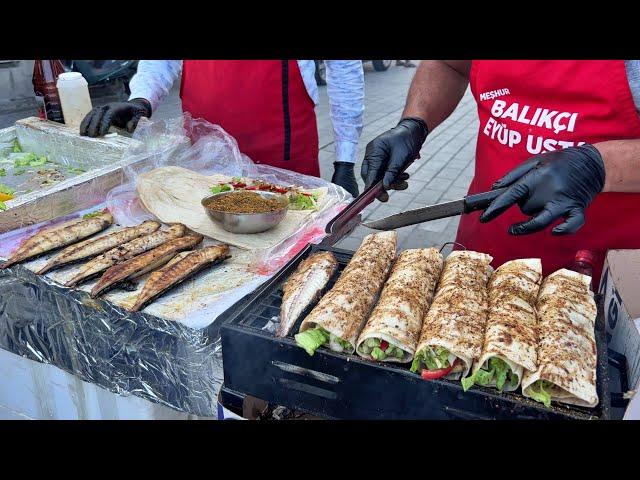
[180, 60, 320, 177]
[455, 60, 640, 286]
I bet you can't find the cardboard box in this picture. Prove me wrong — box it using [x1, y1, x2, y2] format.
[600, 249, 640, 419]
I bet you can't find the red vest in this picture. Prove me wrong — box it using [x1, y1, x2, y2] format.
[180, 60, 320, 177]
[455, 60, 640, 286]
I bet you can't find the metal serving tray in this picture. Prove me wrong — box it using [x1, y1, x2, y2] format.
[0, 117, 188, 234]
[220, 244, 613, 420]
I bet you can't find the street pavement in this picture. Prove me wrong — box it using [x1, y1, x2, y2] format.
[151, 61, 480, 254]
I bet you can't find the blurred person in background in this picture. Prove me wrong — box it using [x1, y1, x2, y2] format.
[79, 60, 365, 197]
[396, 60, 417, 68]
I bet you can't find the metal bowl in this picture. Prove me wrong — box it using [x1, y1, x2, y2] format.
[201, 190, 289, 234]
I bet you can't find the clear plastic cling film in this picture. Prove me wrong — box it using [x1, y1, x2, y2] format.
[107, 113, 352, 270]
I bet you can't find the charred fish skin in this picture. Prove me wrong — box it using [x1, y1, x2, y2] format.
[90, 234, 204, 298]
[276, 251, 338, 338]
[37, 220, 161, 275]
[130, 244, 231, 312]
[64, 223, 187, 287]
[0, 211, 113, 270]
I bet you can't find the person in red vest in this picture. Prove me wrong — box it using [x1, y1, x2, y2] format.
[80, 60, 364, 197]
[361, 60, 640, 286]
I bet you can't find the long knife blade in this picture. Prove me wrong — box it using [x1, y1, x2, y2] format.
[362, 188, 507, 231]
[362, 199, 465, 230]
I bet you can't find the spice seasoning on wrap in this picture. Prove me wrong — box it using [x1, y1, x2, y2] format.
[205, 191, 286, 214]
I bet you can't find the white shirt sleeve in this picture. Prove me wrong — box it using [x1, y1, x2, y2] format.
[325, 60, 365, 163]
[128, 60, 183, 112]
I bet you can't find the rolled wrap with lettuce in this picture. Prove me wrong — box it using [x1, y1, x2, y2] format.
[356, 248, 444, 363]
[295, 231, 397, 355]
[461, 259, 542, 392]
[521, 269, 598, 408]
[411, 251, 493, 380]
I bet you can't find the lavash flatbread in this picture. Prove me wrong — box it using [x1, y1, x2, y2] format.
[356, 248, 443, 363]
[299, 231, 397, 353]
[471, 258, 542, 391]
[521, 268, 598, 407]
[414, 250, 493, 378]
[136, 166, 330, 250]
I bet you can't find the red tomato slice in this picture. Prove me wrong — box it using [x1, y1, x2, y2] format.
[420, 359, 460, 381]
[380, 340, 389, 351]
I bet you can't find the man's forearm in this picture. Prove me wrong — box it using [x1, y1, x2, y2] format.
[594, 139, 640, 192]
[402, 60, 471, 131]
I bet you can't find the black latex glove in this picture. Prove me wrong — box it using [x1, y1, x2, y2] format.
[479, 144, 606, 235]
[79, 98, 152, 137]
[331, 162, 359, 198]
[361, 117, 428, 202]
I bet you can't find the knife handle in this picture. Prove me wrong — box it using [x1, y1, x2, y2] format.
[463, 188, 508, 213]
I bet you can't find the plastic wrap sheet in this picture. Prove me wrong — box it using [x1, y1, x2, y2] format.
[107, 114, 352, 273]
[0, 264, 223, 417]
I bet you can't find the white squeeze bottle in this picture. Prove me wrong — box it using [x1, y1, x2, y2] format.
[56, 72, 93, 130]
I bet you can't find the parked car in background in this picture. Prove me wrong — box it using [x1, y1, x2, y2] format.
[314, 60, 393, 85]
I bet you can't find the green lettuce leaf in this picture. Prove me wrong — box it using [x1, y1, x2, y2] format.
[461, 357, 517, 392]
[0, 201, 6, 211]
[289, 193, 317, 211]
[0, 183, 15, 195]
[12, 139, 22, 153]
[83, 210, 104, 219]
[211, 184, 232, 194]
[371, 346, 386, 361]
[528, 380, 552, 408]
[13, 152, 37, 167]
[0, 168, 5, 177]
[461, 374, 476, 392]
[295, 327, 329, 356]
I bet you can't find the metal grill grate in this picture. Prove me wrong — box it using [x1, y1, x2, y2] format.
[220, 245, 612, 420]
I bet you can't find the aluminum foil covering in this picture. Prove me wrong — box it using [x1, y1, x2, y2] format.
[0, 264, 225, 417]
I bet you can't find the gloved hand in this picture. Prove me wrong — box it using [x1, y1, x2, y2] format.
[480, 144, 606, 235]
[332, 162, 359, 198]
[361, 117, 428, 202]
[79, 98, 152, 137]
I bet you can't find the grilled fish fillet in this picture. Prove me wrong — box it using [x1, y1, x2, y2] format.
[0, 211, 113, 269]
[64, 223, 186, 287]
[468, 258, 542, 391]
[414, 250, 493, 379]
[522, 269, 598, 407]
[90, 234, 204, 297]
[356, 248, 444, 363]
[298, 231, 397, 353]
[129, 244, 231, 312]
[277, 251, 338, 338]
[37, 220, 160, 274]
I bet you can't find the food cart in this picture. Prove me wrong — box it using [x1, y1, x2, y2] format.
[0, 115, 634, 420]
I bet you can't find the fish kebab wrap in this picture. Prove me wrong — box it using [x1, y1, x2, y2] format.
[522, 269, 598, 408]
[462, 259, 542, 392]
[295, 231, 396, 355]
[356, 248, 443, 363]
[411, 250, 493, 380]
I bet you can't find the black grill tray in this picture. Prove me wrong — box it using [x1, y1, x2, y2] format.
[220, 245, 611, 420]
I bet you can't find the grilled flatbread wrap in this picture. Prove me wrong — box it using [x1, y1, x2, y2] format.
[522, 269, 598, 408]
[296, 231, 396, 355]
[411, 250, 493, 379]
[462, 259, 542, 392]
[356, 248, 443, 363]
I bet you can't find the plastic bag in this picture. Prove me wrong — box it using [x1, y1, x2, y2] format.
[107, 113, 352, 273]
